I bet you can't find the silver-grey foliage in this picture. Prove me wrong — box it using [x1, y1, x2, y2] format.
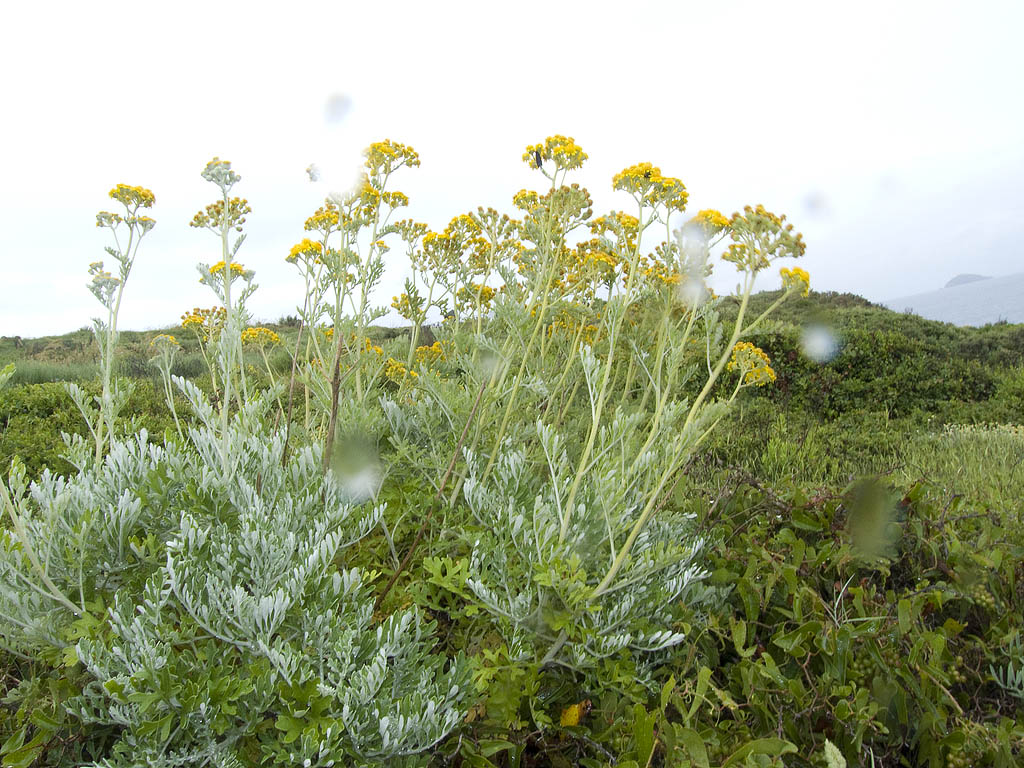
[0, 393, 468, 767]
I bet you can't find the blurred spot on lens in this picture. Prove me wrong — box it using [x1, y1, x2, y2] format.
[803, 189, 829, 217]
[476, 350, 501, 381]
[329, 433, 381, 504]
[846, 479, 902, 562]
[676, 275, 710, 309]
[324, 92, 353, 125]
[802, 324, 838, 363]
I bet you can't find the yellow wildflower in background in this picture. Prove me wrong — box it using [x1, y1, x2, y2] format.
[391, 292, 425, 322]
[181, 306, 227, 342]
[384, 357, 417, 382]
[414, 341, 445, 367]
[457, 283, 496, 310]
[780, 266, 811, 297]
[727, 341, 776, 386]
[149, 334, 180, 350]
[240, 327, 281, 347]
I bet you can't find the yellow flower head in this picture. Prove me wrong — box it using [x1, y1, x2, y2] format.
[690, 209, 729, 235]
[240, 327, 281, 346]
[414, 340, 445, 367]
[109, 184, 155, 209]
[612, 163, 688, 212]
[512, 188, 542, 213]
[727, 341, 776, 387]
[780, 266, 810, 297]
[149, 334, 179, 350]
[201, 157, 241, 189]
[181, 306, 226, 341]
[384, 357, 418, 382]
[304, 200, 340, 234]
[209, 261, 246, 277]
[95, 211, 123, 228]
[456, 283, 496, 310]
[364, 139, 420, 176]
[724, 205, 806, 273]
[391, 292, 426, 322]
[287, 238, 324, 264]
[190, 197, 251, 232]
[523, 135, 588, 171]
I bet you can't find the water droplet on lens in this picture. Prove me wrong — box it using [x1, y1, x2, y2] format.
[324, 92, 353, 125]
[801, 324, 838, 363]
[329, 434, 381, 504]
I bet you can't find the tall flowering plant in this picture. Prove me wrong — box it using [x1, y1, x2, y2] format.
[383, 137, 808, 719]
[66, 184, 156, 464]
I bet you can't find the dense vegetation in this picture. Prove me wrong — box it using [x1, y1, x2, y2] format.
[0, 141, 1021, 768]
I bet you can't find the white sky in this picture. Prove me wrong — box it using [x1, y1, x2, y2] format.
[3, 0, 1023, 337]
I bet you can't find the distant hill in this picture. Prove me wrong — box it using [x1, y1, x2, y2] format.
[883, 273, 1024, 326]
[944, 273, 990, 288]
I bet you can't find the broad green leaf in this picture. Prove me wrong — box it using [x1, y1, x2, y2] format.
[674, 727, 710, 768]
[632, 704, 656, 766]
[897, 598, 912, 635]
[721, 737, 797, 766]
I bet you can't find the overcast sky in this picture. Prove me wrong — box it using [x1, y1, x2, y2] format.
[3, 0, 1023, 337]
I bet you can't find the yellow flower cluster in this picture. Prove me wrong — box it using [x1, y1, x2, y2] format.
[109, 184, 156, 209]
[612, 163, 688, 212]
[364, 139, 421, 175]
[384, 357, 417, 382]
[522, 135, 588, 171]
[201, 157, 241, 189]
[381, 190, 409, 208]
[414, 341, 445, 366]
[638, 256, 681, 286]
[364, 337, 384, 356]
[95, 211, 123, 228]
[181, 306, 226, 341]
[304, 201, 340, 234]
[512, 189, 542, 213]
[690, 209, 730, 235]
[149, 334, 179, 349]
[780, 266, 811, 297]
[287, 238, 324, 264]
[209, 261, 246, 277]
[724, 205, 806, 272]
[589, 212, 639, 254]
[391, 292, 425, 322]
[547, 308, 600, 345]
[727, 342, 776, 386]
[457, 283, 496, 309]
[190, 197, 252, 232]
[240, 327, 281, 346]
